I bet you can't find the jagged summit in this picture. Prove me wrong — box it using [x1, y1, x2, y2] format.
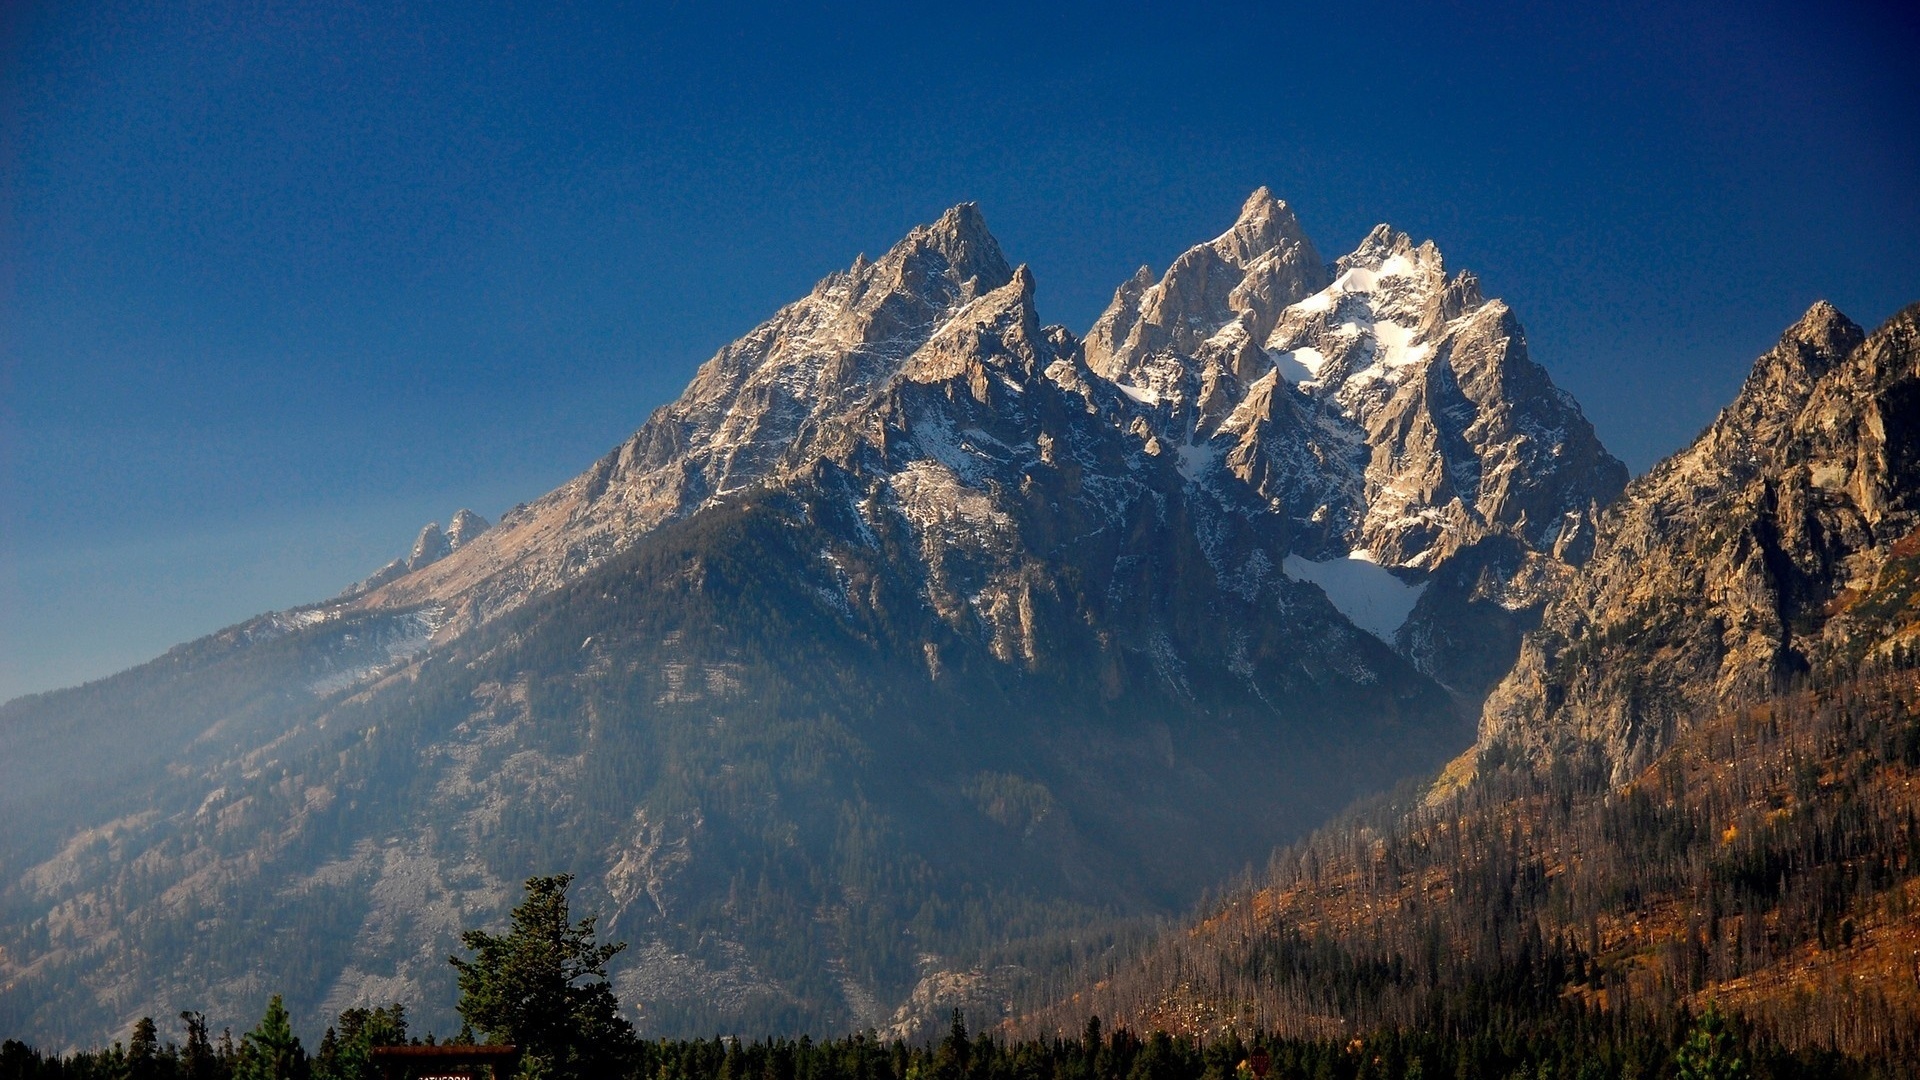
[1084, 191, 1327, 381]
[1751, 299, 1861, 396]
[351, 205, 1024, 630]
[1632, 300, 1866, 502]
[304, 190, 1632, 708]
[338, 508, 495, 598]
[900, 264, 1044, 388]
[1478, 300, 1917, 782]
[446, 508, 490, 548]
[1715, 300, 1861, 431]
[336, 191, 1624, 697]
[1218, 186, 1314, 263]
[916, 202, 1008, 288]
[0, 189, 1656, 1044]
[1078, 194, 1623, 693]
[407, 522, 449, 571]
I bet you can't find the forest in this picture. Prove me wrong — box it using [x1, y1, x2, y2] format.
[1044, 652, 1920, 1069]
[1, 858, 1909, 1080]
[0, 1001, 1882, 1080]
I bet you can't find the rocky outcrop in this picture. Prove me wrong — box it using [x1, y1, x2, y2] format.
[406, 523, 450, 571]
[1479, 301, 1920, 782]
[1085, 197, 1626, 698]
[445, 509, 490, 549]
[339, 510, 494, 597]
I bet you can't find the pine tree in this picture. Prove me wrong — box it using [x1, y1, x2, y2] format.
[129, 1017, 160, 1080]
[235, 996, 308, 1080]
[933, 1011, 969, 1080]
[1674, 1004, 1745, 1080]
[180, 1012, 217, 1080]
[449, 874, 634, 1079]
[312, 1029, 340, 1080]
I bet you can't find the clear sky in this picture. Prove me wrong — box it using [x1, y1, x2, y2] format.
[3, 0, 1917, 702]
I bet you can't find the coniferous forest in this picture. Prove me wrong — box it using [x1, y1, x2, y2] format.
[0, 1001, 1894, 1080]
[0, 1001, 1898, 1080]
[1043, 656, 1920, 1070]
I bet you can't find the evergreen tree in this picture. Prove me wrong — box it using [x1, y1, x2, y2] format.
[180, 1012, 218, 1080]
[312, 1029, 340, 1080]
[235, 996, 308, 1080]
[449, 874, 634, 1079]
[1674, 1005, 1746, 1080]
[311, 1005, 405, 1080]
[129, 1018, 160, 1080]
[932, 1011, 969, 1080]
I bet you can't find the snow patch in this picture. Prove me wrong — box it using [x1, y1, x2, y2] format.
[1371, 320, 1431, 370]
[1377, 253, 1417, 279]
[1292, 290, 1334, 314]
[1331, 266, 1379, 293]
[1282, 551, 1425, 643]
[1273, 346, 1326, 384]
[1175, 440, 1220, 480]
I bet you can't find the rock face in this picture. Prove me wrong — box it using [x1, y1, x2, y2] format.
[1479, 301, 1920, 782]
[1081, 190, 1626, 696]
[353, 206, 1020, 633]
[406, 523, 451, 571]
[0, 193, 1627, 1045]
[341, 191, 1621, 701]
[445, 509, 490, 549]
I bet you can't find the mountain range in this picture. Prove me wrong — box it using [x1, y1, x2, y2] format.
[7, 191, 1907, 1057]
[1041, 296, 1920, 1062]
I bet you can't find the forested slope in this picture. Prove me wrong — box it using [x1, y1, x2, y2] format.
[1036, 302, 1920, 1066]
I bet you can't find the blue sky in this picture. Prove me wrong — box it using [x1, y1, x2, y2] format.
[3, 0, 1917, 701]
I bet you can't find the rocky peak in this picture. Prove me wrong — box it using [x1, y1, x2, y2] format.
[1342, 223, 1419, 267]
[901, 265, 1044, 390]
[1789, 298, 1863, 351]
[1216, 186, 1314, 265]
[1647, 302, 1866, 502]
[916, 202, 1010, 292]
[1477, 301, 1920, 783]
[1281, 226, 1460, 351]
[1253, 222, 1622, 558]
[346, 205, 1032, 630]
[1787, 301, 1920, 538]
[446, 509, 491, 549]
[1083, 190, 1328, 381]
[1722, 301, 1864, 437]
[406, 522, 450, 571]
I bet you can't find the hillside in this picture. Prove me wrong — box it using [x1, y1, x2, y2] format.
[0, 193, 1620, 1047]
[1039, 659, 1920, 1063]
[1038, 302, 1920, 1064]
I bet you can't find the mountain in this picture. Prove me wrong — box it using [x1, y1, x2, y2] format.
[0, 194, 1617, 1048]
[340, 510, 494, 598]
[1085, 190, 1626, 698]
[1480, 301, 1920, 781]
[1039, 302, 1920, 1062]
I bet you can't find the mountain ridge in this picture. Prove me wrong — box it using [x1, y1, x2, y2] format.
[1478, 299, 1920, 782]
[1034, 298, 1920, 1063]
[1, 192, 1626, 1048]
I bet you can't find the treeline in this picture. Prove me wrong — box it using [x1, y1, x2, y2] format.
[0, 1001, 430, 1080]
[1044, 655, 1920, 1067]
[0, 1006, 1876, 1080]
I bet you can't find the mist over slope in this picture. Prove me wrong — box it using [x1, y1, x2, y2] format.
[0, 193, 1624, 1047]
[1038, 302, 1920, 1063]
